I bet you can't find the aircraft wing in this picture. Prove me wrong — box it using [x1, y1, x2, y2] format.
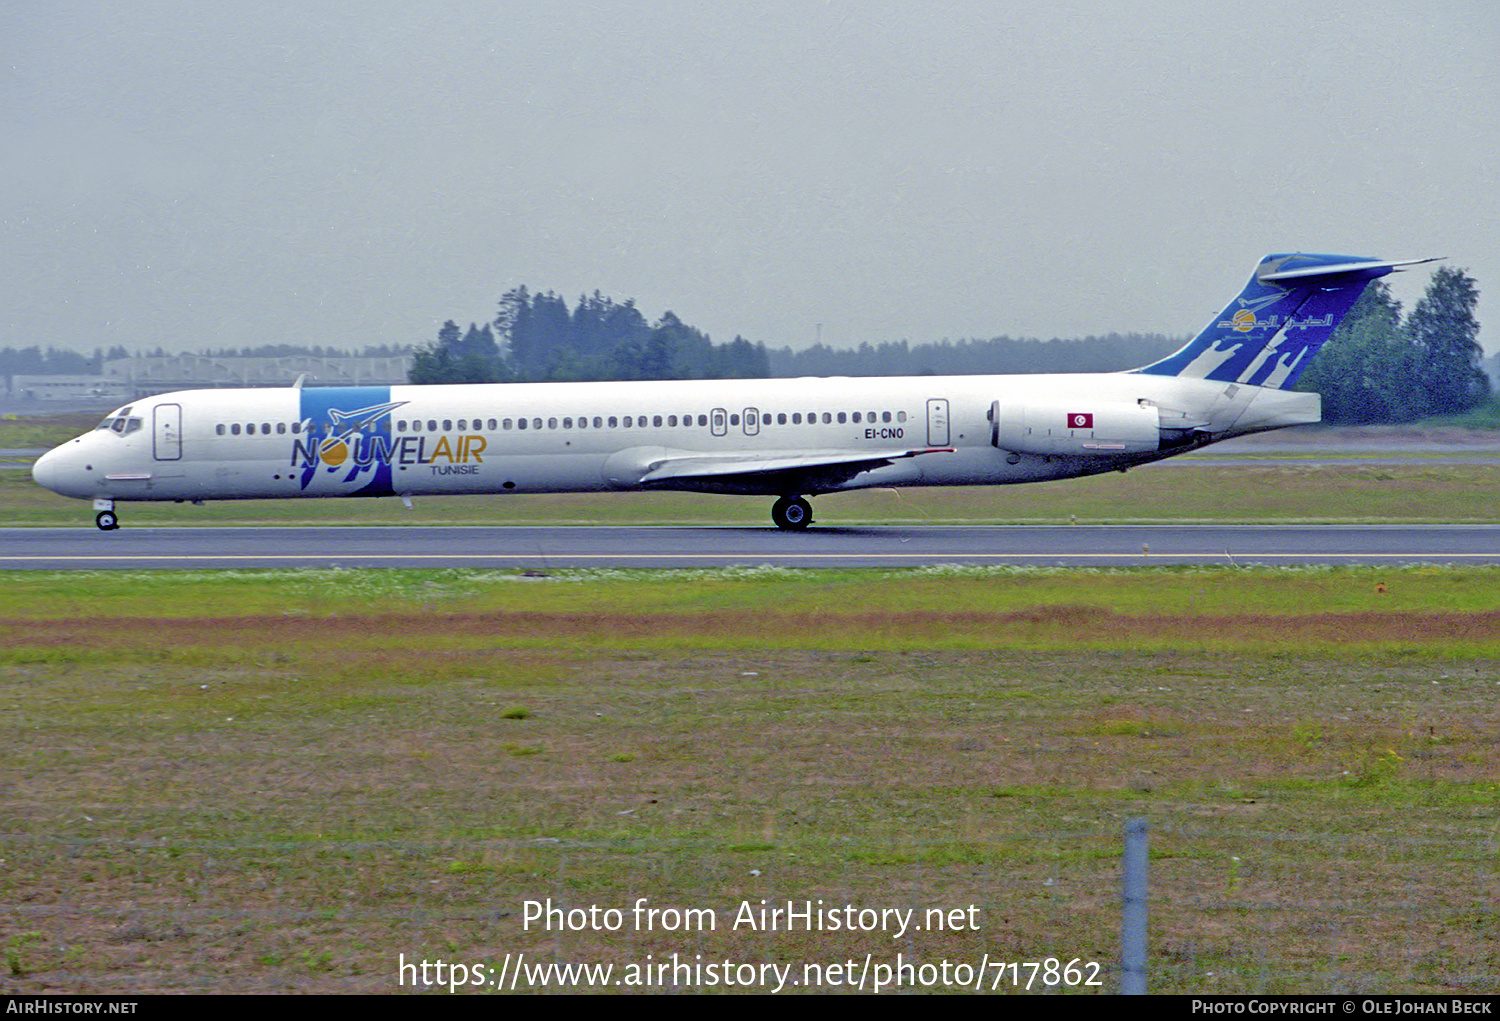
[638, 446, 954, 488]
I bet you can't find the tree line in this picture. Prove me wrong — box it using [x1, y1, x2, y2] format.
[10, 267, 1482, 427]
[191, 344, 415, 360]
[409, 288, 770, 384]
[0, 345, 128, 378]
[2, 343, 413, 376]
[1297, 266, 1486, 423]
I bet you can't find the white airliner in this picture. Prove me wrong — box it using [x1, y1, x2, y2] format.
[33, 252, 1437, 531]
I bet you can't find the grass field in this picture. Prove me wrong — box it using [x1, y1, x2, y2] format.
[2, 567, 1498, 994]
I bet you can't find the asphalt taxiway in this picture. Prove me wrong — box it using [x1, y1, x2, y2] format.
[1, 524, 1498, 570]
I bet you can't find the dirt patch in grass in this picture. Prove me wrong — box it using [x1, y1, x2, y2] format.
[7, 605, 1500, 655]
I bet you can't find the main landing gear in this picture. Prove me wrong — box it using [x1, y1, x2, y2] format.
[771, 495, 812, 531]
[94, 499, 119, 531]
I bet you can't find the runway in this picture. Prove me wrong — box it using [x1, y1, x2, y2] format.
[2, 524, 1499, 569]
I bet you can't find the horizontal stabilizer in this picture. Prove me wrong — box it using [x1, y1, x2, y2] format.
[1258, 255, 1443, 282]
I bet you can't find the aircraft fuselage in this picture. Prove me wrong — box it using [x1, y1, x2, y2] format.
[32, 372, 1315, 510]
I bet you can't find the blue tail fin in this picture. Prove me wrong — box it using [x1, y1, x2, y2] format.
[1135, 253, 1440, 389]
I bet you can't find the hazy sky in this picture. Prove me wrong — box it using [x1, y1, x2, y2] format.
[4, 1, 1497, 356]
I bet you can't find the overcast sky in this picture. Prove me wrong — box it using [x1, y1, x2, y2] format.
[4, 1, 1496, 357]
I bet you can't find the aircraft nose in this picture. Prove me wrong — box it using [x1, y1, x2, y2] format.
[31, 448, 59, 493]
[31, 443, 91, 498]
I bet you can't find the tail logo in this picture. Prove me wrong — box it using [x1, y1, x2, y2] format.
[1231, 309, 1256, 332]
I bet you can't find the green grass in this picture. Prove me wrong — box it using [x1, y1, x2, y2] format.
[1, 568, 1499, 992]
[1425, 395, 1500, 429]
[2, 561, 1497, 628]
[0, 411, 101, 451]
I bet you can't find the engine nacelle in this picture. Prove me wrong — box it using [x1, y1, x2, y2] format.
[992, 400, 1165, 456]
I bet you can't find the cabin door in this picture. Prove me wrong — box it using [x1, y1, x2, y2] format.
[926, 398, 950, 447]
[153, 403, 182, 461]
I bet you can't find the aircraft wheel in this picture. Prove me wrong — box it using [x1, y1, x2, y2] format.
[771, 496, 812, 531]
[95, 511, 119, 531]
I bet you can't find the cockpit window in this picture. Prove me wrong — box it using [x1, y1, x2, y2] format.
[97, 406, 135, 432]
[97, 407, 142, 436]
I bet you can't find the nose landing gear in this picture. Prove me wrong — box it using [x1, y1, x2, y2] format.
[770, 495, 812, 531]
[94, 499, 119, 531]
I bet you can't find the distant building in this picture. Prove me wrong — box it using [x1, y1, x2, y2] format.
[8, 375, 134, 402]
[101, 354, 413, 397]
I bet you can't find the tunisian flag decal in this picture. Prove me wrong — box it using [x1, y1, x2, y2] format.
[1068, 412, 1094, 429]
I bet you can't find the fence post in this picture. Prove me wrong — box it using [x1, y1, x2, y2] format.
[1121, 816, 1148, 994]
